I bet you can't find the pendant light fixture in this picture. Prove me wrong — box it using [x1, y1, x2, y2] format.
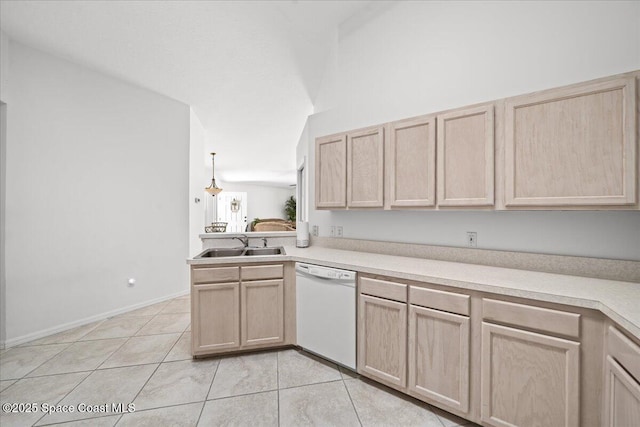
[205, 152, 223, 196]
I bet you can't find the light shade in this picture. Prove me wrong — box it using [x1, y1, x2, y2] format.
[205, 152, 223, 196]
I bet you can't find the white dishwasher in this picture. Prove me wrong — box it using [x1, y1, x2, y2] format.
[296, 262, 356, 370]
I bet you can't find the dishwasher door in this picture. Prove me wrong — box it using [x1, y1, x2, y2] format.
[295, 263, 356, 369]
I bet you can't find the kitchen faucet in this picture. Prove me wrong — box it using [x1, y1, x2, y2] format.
[233, 234, 249, 247]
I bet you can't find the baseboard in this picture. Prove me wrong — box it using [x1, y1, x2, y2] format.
[0, 289, 189, 349]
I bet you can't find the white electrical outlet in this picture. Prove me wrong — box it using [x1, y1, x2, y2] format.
[312, 225, 319, 237]
[467, 232, 477, 248]
[336, 226, 343, 237]
[330, 226, 336, 237]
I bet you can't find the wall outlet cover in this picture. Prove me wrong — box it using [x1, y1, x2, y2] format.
[467, 232, 477, 248]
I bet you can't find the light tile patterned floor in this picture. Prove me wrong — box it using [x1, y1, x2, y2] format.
[0, 295, 477, 426]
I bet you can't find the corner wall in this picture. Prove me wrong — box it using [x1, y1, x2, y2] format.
[305, 1, 640, 261]
[4, 41, 191, 345]
[189, 109, 206, 257]
[0, 30, 10, 347]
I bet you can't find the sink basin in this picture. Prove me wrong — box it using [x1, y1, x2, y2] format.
[195, 246, 285, 258]
[196, 248, 245, 258]
[244, 247, 284, 256]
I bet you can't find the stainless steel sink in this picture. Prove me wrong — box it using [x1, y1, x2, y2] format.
[244, 247, 284, 256]
[195, 247, 245, 258]
[195, 246, 285, 258]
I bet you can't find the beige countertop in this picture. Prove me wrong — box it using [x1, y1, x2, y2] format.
[188, 245, 640, 340]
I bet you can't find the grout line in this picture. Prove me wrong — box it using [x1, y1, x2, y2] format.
[196, 356, 221, 425]
[277, 378, 343, 392]
[29, 365, 111, 426]
[0, 343, 73, 381]
[342, 378, 363, 427]
[36, 412, 122, 426]
[277, 351, 281, 427]
[204, 387, 279, 402]
[160, 331, 186, 363]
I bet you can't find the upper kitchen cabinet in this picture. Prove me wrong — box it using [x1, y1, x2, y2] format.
[388, 115, 436, 208]
[437, 105, 494, 207]
[315, 133, 347, 209]
[347, 126, 385, 208]
[504, 75, 637, 208]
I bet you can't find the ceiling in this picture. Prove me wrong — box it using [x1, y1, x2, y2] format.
[0, 0, 375, 186]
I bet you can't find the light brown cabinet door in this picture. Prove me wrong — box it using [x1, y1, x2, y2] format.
[481, 322, 580, 427]
[315, 134, 346, 208]
[437, 105, 494, 207]
[241, 279, 284, 347]
[192, 282, 240, 354]
[358, 294, 407, 388]
[604, 355, 640, 427]
[504, 76, 637, 207]
[347, 126, 385, 208]
[388, 115, 436, 207]
[408, 305, 470, 413]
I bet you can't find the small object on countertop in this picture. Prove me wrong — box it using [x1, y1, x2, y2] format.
[205, 222, 227, 233]
[297, 221, 309, 248]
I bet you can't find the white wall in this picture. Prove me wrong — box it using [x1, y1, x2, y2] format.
[305, 1, 640, 261]
[217, 181, 295, 225]
[4, 41, 190, 345]
[0, 30, 9, 101]
[1, 30, 11, 347]
[296, 121, 310, 222]
[0, 102, 6, 346]
[189, 109, 206, 257]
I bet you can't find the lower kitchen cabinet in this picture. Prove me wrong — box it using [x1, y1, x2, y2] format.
[603, 326, 640, 426]
[191, 263, 291, 357]
[241, 279, 284, 347]
[408, 305, 470, 413]
[481, 322, 580, 427]
[192, 282, 240, 353]
[358, 277, 408, 389]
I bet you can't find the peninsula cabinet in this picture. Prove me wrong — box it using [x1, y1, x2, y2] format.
[437, 104, 494, 207]
[240, 278, 284, 347]
[603, 325, 640, 427]
[504, 75, 637, 208]
[480, 299, 581, 427]
[315, 133, 347, 208]
[357, 276, 407, 389]
[387, 115, 436, 208]
[191, 266, 241, 353]
[191, 262, 292, 357]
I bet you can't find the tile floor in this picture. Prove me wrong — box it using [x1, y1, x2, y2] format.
[0, 295, 477, 426]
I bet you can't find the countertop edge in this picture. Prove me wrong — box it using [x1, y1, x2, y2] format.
[186, 246, 640, 340]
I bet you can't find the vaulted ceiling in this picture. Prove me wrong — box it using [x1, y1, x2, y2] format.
[0, 0, 377, 185]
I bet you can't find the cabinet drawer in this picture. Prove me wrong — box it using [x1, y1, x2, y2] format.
[241, 264, 284, 281]
[360, 277, 407, 303]
[608, 326, 640, 382]
[410, 286, 469, 316]
[482, 298, 580, 339]
[192, 266, 240, 284]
